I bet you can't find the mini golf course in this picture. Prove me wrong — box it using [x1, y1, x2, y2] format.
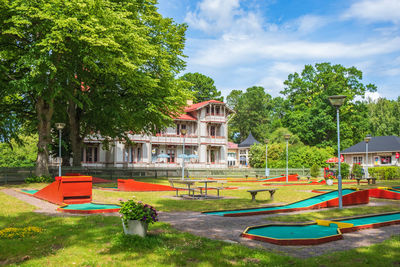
[20, 189, 121, 214]
[368, 187, 400, 200]
[241, 211, 400, 245]
[258, 174, 299, 182]
[57, 203, 121, 214]
[203, 189, 369, 217]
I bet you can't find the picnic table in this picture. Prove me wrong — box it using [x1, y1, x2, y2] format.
[168, 179, 222, 198]
[247, 188, 277, 202]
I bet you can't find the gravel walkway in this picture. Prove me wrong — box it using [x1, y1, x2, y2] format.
[3, 188, 400, 258]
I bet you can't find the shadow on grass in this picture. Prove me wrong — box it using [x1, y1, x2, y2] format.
[0, 212, 290, 266]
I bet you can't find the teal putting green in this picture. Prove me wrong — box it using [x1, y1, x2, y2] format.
[205, 189, 355, 216]
[388, 189, 400, 194]
[247, 224, 339, 239]
[340, 213, 400, 226]
[258, 176, 284, 181]
[60, 203, 121, 210]
[244, 212, 400, 242]
[21, 189, 39, 195]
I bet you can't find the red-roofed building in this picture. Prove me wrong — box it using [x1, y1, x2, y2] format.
[83, 100, 235, 168]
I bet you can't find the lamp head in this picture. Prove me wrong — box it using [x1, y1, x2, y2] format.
[181, 129, 187, 135]
[265, 139, 269, 144]
[364, 134, 372, 143]
[284, 134, 291, 140]
[328, 95, 346, 107]
[55, 123, 66, 130]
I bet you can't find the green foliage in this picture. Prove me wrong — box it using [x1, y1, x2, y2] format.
[0, 135, 37, 167]
[1, 0, 190, 173]
[310, 164, 320, 178]
[368, 167, 400, 180]
[340, 162, 350, 179]
[119, 200, 158, 225]
[248, 143, 265, 168]
[248, 142, 334, 169]
[368, 97, 400, 136]
[351, 163, 363, 178]
[281, 63, 376, 148]
[179, 72, 223, 103]
[228, 86, 274, 143]
[25, 175, 53, 183]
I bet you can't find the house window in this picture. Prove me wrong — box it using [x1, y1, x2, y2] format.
[210, 125, 216, 136]
[380, 156, 392, 165]
[167, 149, 175, 163]
[85, 146, 98, 162]
[176, 124, 187, 135]
[124, 146, 134, 162]
[215, 106, 220, 115]
[353, 157, 362, 164]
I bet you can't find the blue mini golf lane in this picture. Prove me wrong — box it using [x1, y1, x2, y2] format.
[205, 189, 355, 216]
[245, 212, 400, 240]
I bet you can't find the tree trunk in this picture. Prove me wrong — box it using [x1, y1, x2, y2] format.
[68, 100, 83, 166]
[35, 97, 54, 176]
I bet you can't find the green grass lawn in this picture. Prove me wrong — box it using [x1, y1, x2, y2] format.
[1, 178, 400, 266]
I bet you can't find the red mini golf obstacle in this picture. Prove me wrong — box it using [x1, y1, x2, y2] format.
[33, 175, 92, 205]
[65, 172, 112, 184]
[368, 187, 400, 200]
[117, 179, 177, 191]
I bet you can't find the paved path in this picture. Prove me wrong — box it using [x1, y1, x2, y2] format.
[159, 204, 400, 258]
[3, 188, 400, 258]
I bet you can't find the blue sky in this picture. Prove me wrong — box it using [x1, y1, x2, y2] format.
[157, 0, 400, 100]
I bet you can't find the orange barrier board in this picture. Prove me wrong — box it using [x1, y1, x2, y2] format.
[117, 179, 177, 191]
[33, 176, 92, 205]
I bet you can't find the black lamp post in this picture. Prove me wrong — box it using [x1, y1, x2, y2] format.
[328, 95, 346, 209]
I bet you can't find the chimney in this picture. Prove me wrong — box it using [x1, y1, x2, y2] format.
[186, 99, 193, 106]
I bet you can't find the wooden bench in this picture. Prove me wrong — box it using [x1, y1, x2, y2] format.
[356, 177, 377, 185]
[247, 189, 277, 202]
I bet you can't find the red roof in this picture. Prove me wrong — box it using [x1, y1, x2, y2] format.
[326, 156, 344, 163]
[228, 142, 238, 149]
[184, 100, 224, 112]
[175, 113, 197, 121]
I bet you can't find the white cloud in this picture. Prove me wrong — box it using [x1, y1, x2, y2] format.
[343, 0, 400, 24]
[184, 0, 240, 32]
[365, 91, 381, 101]
[256, 62, 303, 96]
[190, 36, 400, 67]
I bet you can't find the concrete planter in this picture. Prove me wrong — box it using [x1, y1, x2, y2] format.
[122, 220, 148, 237]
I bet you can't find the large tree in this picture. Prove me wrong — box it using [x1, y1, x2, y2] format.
[180, 72, 223, 103]
[281, 63, 376, 149]
[368, 97, 400, 137]
[0, 0, 189, 174]
[228, 86, 273, 143]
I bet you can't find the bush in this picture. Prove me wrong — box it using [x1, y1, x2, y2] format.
[25, 175, 53, 184]
[351, 164, 363, 178]
[340, 162, 350, 179]
[310, 163, 320, 178]
[119, 200, 158, 225]
[368, 166, 400, 180]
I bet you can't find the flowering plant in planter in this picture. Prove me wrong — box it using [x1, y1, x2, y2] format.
[119, 200, 158, 225]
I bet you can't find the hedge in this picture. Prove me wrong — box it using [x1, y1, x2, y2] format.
[368, 166, 400, 180]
